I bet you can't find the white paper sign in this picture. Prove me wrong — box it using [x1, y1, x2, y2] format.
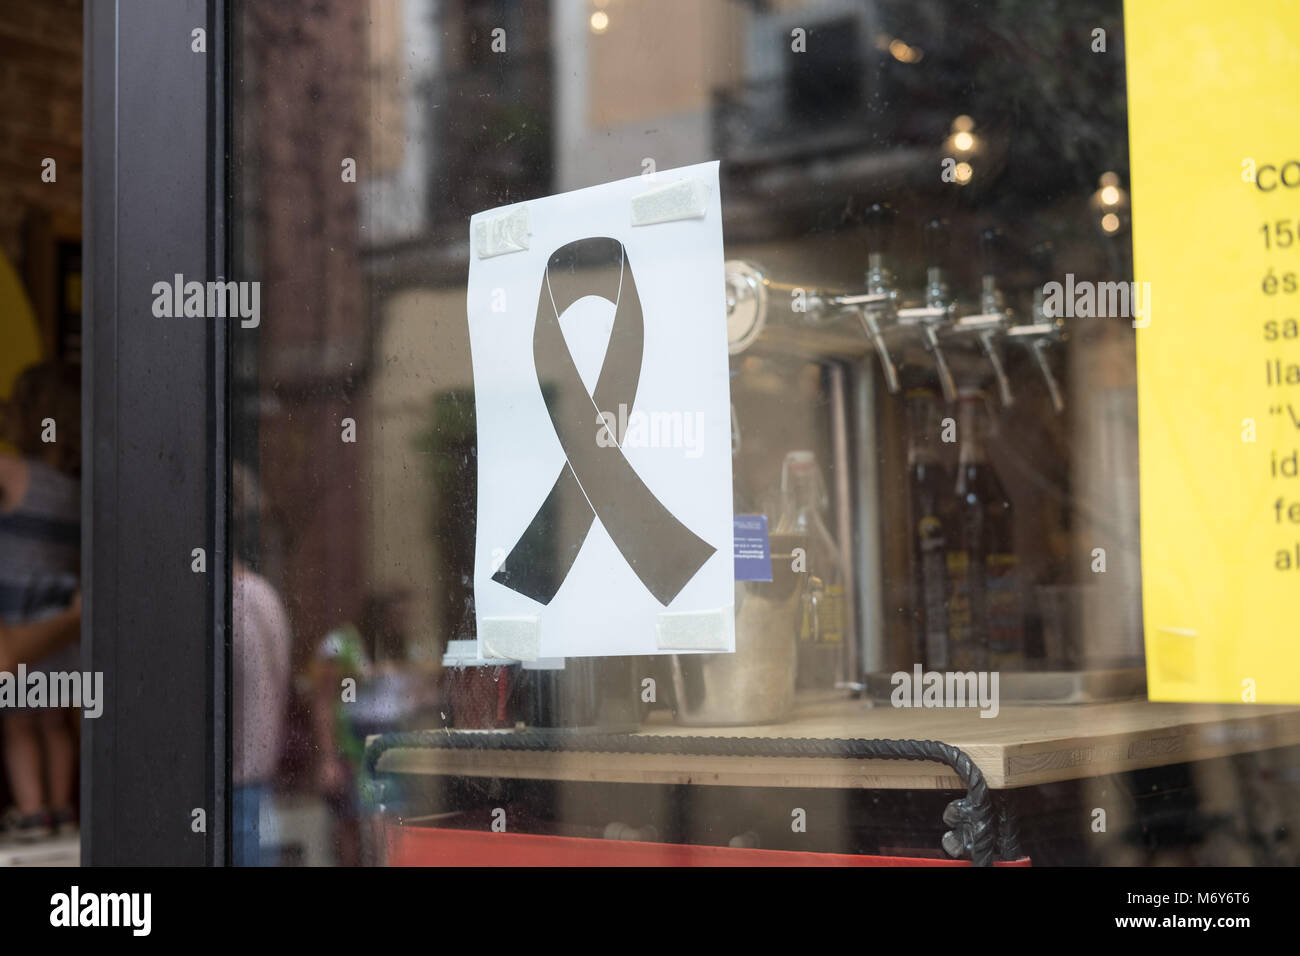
[467, 162, 734, 659]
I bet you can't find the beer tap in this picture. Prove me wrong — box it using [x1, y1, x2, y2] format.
[722, 209, 963, 400]
[723, 264, 893, 358]
[842, 202, 957, 398]
[1005, 240, 1067, 413]
[855, 202, 902, 392]
[894, 217, 958, 403]
[721, 202, 905, 384]
[941, 227, 1015, 407]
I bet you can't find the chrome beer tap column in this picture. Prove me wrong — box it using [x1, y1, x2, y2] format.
[854, 202, 903, 392]
[895, 217, 959, 403]
[848, 204, 956, 399]
[723, 261, 893, 359]
[1005, 241, 1067, 414]
[940, 227, 1015, 406]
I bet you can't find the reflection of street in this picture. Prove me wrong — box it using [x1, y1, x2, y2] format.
[308, 603, 441, 867]
[231, 462, 292, 867]
[261, 667, 441, 867]
[0, 830, 78, 867]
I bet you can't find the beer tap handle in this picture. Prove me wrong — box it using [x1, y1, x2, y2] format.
[979, 328, 1014, 407]
[860, 201, 901, 390]
[859, 308, 901, 392]
[924, 218, 950, 302]
[1027, 240, 1066, 413]
[921, 218, 958, 402]
[1031, 338, 1065, 414]
[975, 228, 1014, 405]
[864, 201, 898, 295]
[978, 228, 1004, 312]
[924, 325, 958, 403]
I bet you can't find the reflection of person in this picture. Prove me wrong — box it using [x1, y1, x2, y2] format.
[0, 361, 81, 842]
[0, 601, 79, 674]
[312, 617, 372, 869]
[230, 463, 291, 866]
[311, 591, 412, 866]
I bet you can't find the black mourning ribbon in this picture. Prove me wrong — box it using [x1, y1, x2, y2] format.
[491, 237, 716, 606]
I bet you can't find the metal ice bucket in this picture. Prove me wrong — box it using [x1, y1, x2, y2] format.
[669, 532, 805, 726]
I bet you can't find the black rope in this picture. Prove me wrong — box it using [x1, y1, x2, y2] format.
[365, 729, 998, 867]
[997, 792, 1024, 861]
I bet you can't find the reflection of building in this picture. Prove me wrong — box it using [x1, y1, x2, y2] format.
[235, 0, 558, 663]
[235, 0, 368, 660]
[551, 0, 743, 192]
[362, 0, 553, 242]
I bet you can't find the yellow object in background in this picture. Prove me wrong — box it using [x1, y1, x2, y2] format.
[0, 249, 44, 452]
[1127, 1, 1300, 703]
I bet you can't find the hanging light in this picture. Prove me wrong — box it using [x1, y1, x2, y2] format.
[947, 115, 979, 155]
[888, 38, 924, 63]
[1090, 172, 1130, 236]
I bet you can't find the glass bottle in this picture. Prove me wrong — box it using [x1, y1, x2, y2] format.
[774, 450, 844, 690]
[904, 389, 953, 671]
[949, 390, 1024, 672]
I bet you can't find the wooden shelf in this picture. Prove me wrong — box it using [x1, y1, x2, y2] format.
[372, 695, 1300, 790]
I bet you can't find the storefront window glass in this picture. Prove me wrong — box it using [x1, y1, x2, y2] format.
[229, 0, 1300, 867]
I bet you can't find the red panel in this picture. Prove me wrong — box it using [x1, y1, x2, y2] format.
[386, 825, 1032, 867]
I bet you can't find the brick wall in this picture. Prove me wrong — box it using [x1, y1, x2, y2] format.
[0, 0, 82, 268]
[239, 0, 368, 659]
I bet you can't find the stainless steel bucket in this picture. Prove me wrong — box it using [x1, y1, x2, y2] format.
[669, 533, 805, 726]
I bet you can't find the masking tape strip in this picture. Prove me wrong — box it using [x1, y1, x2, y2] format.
[656, 605, 734, 651]
[630, 177, 710, 227]
[474, 205, 530, 258]
[480, 615, 541, 661]
[443, 638, 515, 668]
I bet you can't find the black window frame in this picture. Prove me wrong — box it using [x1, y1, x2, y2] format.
[82, 0, 230, 866]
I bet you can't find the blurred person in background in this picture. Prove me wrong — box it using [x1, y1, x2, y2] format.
[231, 461, 292, 865]
[312, 589, 421, 865]
[0, 602, 80, 674]
[0, 361, 81, 842]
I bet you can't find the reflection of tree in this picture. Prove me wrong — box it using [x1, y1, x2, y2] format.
[716, 0, 1130, 275]
[975, 0, 1129, 194]
[455, 100, 550, 208]
[425, 54, 553, 222]
[414, 390, 479, 643]
[878, 0, 1131, 275]
[414, 385, 561, 644]
[881, 0, 1128, 195]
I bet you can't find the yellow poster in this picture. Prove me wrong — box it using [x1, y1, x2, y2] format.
[1127, 1, 1300, 702]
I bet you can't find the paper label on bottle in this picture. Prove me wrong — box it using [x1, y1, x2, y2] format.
[1127, 2, 1300, 702]
[733, 514, 772, 582]
[985, 553, 1023, 669]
